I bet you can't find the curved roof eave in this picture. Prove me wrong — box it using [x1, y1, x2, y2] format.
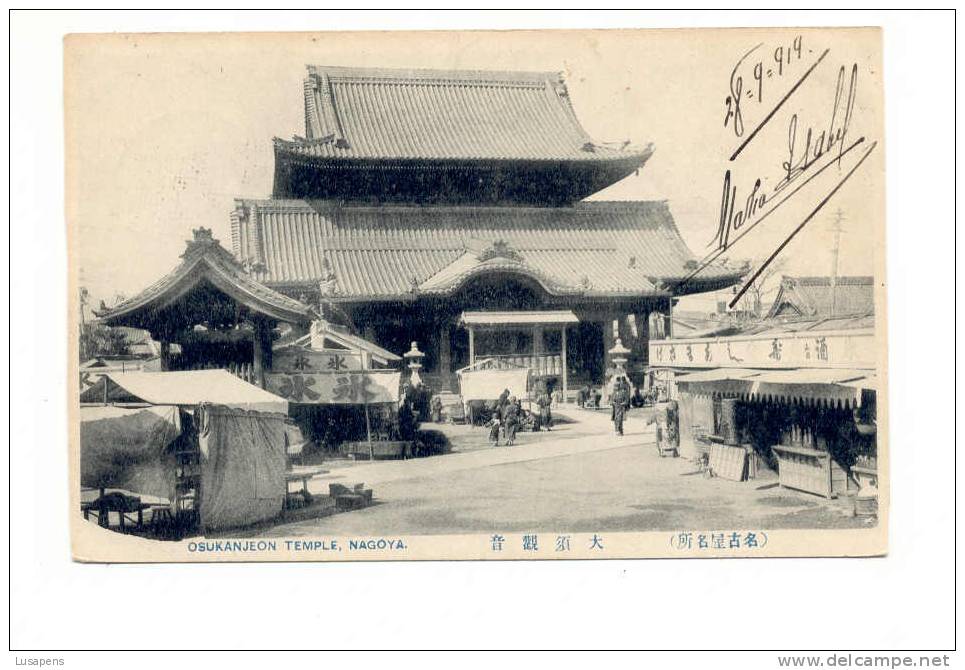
[96, 231, 314, 328]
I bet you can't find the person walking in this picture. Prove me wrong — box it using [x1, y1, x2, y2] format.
[536, 390, 552, 431]
[610, 380, 630, 436]
[430, 394, 443, 423]
[502, 395, 520, 445]
[497, 388, 510, 411]
[489, 413, 502, 446]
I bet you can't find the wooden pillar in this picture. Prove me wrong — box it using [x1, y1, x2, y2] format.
[468, 326, 475, 367]
[159, 340, 171, 371]
[561, 326, 568, 397]
[667, 298, 675, 340]
[252, 319, 270, 389]
[602, 317, 616, 371]
[438, 323, 451, 392]
[639, 310, 651, 364]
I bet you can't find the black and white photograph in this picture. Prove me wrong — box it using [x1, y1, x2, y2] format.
[64, 27, 888, 562]
[8, 8, 959, 659]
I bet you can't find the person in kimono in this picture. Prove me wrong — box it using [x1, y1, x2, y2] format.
[536, 391, 552, 431]
[610, 380, 630, 436]
[502, 396, 520, 445]
[430, 394, 443, 423]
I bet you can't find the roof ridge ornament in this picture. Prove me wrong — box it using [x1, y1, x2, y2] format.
[308, 72, 349, 148]
[182, 227, 219, 258]
[478, 239, 523, 263]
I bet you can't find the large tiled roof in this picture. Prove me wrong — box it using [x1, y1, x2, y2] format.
[97, 228, 315, 327]
[230, 199, 742, 301]
[277, 65, 652, 163]
[766, 275, 875, 320]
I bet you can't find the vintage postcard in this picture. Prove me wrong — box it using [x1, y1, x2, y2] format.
[67, 28, 887, 562]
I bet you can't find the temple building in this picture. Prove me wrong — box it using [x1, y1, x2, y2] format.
[98, 64, 742, 395]
[233, 65, 741, 392]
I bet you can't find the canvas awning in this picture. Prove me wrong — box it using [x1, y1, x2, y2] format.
[675, 367, 877, 407]
[839, 373, 878, 392]
[674, 369, 761, 398]
[459, 368, 531, 402]
[675, 368, 762, 383]
[79, 370, 289, 414]
[460, 311, 579, 327]
[750, 368, 872, 386]
[747, 369, 875, 406]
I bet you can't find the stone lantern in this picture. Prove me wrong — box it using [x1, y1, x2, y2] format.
[608, 337, 631, 374]
[404, 341, 425, 387]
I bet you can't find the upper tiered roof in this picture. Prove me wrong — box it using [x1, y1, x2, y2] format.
[272, 65, 653, 205]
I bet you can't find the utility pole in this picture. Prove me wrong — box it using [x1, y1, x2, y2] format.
[828, 208, 845, 318]
[79, 287, 89, 361]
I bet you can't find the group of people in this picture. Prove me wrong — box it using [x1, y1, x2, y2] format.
[576, 383, 649, 411]
[576, 384, 602, 409]
[489, 389, 522, 446]
[486, 387, 554, 446]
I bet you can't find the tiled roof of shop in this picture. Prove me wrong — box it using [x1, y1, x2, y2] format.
[230, 199, 743, 301]
[96, 228, 315, 326]
[276, 64, 653, 163]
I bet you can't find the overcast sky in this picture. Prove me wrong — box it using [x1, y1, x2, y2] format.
[66, 28, 883, 311]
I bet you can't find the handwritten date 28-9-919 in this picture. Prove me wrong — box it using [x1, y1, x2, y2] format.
[725, 35, 805, 138]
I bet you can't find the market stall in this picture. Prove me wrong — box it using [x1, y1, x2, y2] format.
[459, 311, 577, 397]
[458, 364, 532, 425]
[80, 370, 290, 534]
[265, 369, 406, 458]
[673, 367, 876, 494]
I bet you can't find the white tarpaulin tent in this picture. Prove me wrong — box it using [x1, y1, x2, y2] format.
[79, 372, 291, 532]
[80, 370, 289, 414]
[459, 368, 531, 402]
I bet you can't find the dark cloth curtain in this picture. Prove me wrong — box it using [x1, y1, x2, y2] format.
[197, 404, 287, 532]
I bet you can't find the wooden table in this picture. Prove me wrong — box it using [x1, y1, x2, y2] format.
[340, 441, 413, 460]
[285, 467, 329, 508]
[81, 500, 153, 531]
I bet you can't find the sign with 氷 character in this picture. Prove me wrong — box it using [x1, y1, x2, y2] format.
[265, 370, 401, 404]
[271, 346, 363, 374]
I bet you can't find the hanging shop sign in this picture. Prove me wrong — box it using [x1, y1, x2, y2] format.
[264, 371, 401, 405]
[272, 346, 364, 374]
[648, 329, 874, 370]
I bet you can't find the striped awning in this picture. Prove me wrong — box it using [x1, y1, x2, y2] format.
[676, 368, 877, 407]
[675, 368, 761, 383]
